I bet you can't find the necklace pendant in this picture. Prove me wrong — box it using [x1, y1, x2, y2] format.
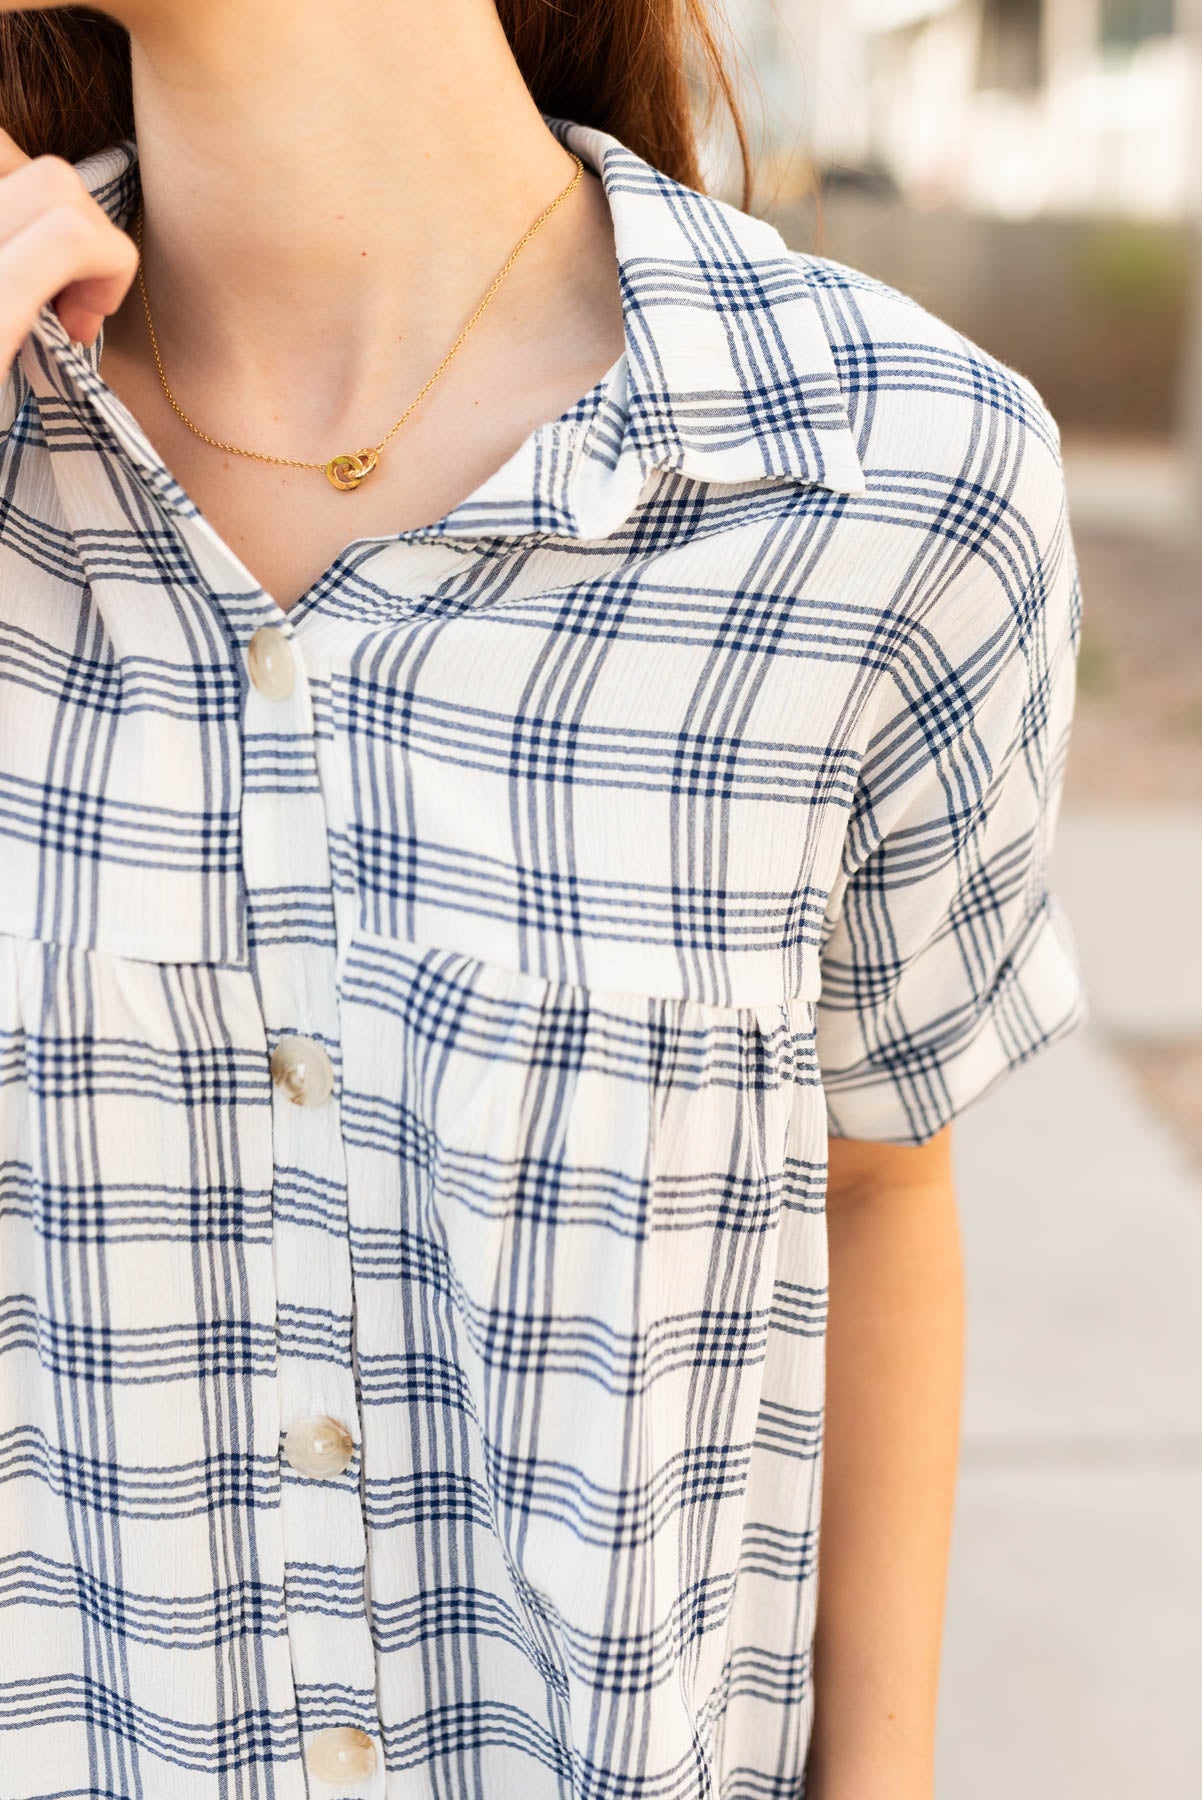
[324, 448, 379, 491]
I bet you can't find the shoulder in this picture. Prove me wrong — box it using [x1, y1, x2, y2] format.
[793, 246, 1062, 459]
[665, 162, 1065, 534]
[787, 247, 1073, 620]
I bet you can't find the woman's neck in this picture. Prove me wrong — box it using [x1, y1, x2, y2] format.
[94, 0, 624, 608]
[114, 0, 592, 417]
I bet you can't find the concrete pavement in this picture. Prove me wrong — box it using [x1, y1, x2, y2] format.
[1050, 806, 1202, 1040]
[1061, 438, 1194, 546]
[934, 806, 1202, 1797]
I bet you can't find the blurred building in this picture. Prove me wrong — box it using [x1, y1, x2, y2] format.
[719, 0, 1201, 455]
[729, 0, 1195, 220]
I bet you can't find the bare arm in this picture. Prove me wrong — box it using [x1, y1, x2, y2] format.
[805, 1124, 965, 1800]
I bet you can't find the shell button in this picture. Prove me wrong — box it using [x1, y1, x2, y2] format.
[269, 1034, 334, 1107]
[246, 626, 295, 701]
[307, 1726, 377, 1784]
[284, 1414, 355, 1480]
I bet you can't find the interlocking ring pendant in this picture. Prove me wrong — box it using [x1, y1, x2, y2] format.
[324, 448, 379, 491]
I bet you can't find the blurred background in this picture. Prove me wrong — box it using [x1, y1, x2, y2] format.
[702, 5, 1202, 1795]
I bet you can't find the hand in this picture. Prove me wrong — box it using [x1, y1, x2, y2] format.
[0, 126, 139, 381]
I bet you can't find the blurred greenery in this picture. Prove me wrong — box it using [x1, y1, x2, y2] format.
[1072, 225, 1191, 315]
[1075, 632, 1114, 697]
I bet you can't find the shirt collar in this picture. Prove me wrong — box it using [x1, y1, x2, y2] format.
[544, 114, 866, 500]
[24, 116, 865, 541]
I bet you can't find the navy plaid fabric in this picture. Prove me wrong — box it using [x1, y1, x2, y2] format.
[0, 113, 1086, 1799]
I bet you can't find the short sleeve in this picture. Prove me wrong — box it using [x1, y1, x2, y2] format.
[815, 400, 1089, 1144]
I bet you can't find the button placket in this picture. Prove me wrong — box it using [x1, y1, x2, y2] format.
[239, 615, 385, 1794]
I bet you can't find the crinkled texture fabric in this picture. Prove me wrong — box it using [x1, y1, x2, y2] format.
[0, 112, 1085, 1799]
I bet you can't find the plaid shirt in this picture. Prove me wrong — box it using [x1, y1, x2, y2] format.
[0, 114, 1086, 1799]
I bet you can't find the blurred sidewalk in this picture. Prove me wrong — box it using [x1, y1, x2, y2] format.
[934, 437, 1202, 1793]
[936, 802, 1202, 1797]
[1062, 437, 1195, 545]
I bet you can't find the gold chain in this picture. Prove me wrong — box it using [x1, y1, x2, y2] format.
[133, 151, 584, 491]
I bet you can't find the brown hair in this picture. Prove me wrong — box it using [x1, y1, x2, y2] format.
[0, 2, 751, 204]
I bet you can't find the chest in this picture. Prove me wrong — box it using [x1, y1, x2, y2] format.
[0, 461, 868, 1007]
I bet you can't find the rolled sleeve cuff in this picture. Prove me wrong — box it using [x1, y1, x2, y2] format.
[819, 895, 1089, 1146]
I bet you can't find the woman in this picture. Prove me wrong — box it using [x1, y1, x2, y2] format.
[0, 4, 1087, 1798]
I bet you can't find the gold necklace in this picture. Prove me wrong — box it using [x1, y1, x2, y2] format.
[133, 152, 584, 492]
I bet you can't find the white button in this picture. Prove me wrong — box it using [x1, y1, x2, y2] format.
[307, 1726, 377, 1784]
[269, 1035, 334, 1107]
[284, 1414, 354, 1479]
[247, 626, 294, 700]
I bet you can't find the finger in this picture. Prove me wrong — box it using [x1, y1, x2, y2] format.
[0, 204, 139, 364]
[53, 259, 141, 349]
[50, 289, 110, 349]
[0, 155, 138, 344]
[53, 275, 132, 348]
[0, 124, 31, 178]
[0, 152, 103, 249]
[59, 269, 137, 320]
